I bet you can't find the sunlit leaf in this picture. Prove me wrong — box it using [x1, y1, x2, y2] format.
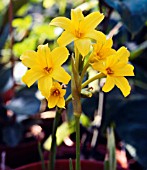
[43, 0, 55, 8]
[12, 15, 32, 31]
[43, 121, 75, 150]
[80, 113, 91, 127]
[16, 4, 29, 16]
[33, 24, 62, 40]
[13, 36, 37, 57]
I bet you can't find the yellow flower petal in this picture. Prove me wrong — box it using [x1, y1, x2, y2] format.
[85, 30, 105, 41]
[20, 51, 38, 68]
[51, 47, 69, 66]
[81, 12, 104, 31]
[22, 69, 44, 87]
[38, 75, 52, 93]
[102, 76, 115, 92]
[49, 17, 71, 31]
[114, 77, 131, 97]
[75, 38, 91, 56]
[91, 62, 106, 73]
[116, 46, 130, 63]
[59, 89, 66, 97]
[105, 55, 118, 68]
[57, 31, 76, 46]
[47, 82, 66, 108]
[71, 8, 84, 30]
[102, 48, 116, 57]
[48, 95, 59, 108]
[37, 44, 51, 68]
[57, 98, 65, 108]
[113, 64, 134, 76]
[52, 67, 71, 84]
[105, 38, 113, 48]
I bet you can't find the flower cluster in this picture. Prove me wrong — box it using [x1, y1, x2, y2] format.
[20, 8, 134, 109]
[20, 44, 70, 108]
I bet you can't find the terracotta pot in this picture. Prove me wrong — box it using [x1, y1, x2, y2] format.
[15, 160, 104, 170]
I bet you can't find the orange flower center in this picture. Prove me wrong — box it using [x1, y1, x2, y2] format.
[106, 67, 114, 75]
[96, 51, 105, 60]
[52, 89, 60, 97]
[75, 29, 84, 38]
[44, 67, 53, 74]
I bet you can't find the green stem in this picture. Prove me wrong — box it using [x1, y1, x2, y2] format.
[81, 59, 90, 81]
[38, 141, 46, 170]
[69, 158, 73, 170]
[75, 46, 80, 71]
[65, 94, 72, 105]
[75, 115, 81, 170]
[48, 108, 62, 170]
[82, 72, 105, 89]
[72, 45, 82, 170]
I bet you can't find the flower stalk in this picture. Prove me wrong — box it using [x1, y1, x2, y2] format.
[75, 115, 81, 170]
[49, 108, 62, 170]
[38, 141, 46, 170]
[71, 47, 82, 170]
[82, 72, 105, 89]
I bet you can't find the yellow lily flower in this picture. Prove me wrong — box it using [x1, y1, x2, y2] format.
[49, 8, 104, 56]
[42, 82, 66, 109]
[90, 33, 116, 64]
[20, 44, 71, 92]
[92, 47, 134, 97]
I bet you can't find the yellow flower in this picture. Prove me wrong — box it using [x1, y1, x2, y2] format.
[20, 44, 71, 92]
[42, 82, 66, 109]
[90, 33, 116, 64]
[49, 8, 104, 56]
[92, 47, 134, 97]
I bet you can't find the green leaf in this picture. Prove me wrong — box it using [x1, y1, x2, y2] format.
[43, 120, 75, 150]
[104, 0, 147, 35]
[80, 113, 91, 128]
[104, 160, 109, 170]
[33, 24, 61, 40]
[107, 126, 116, 170]
[69, 158, 73, 170]
[43, 0, 66, 15]
[13, 36, 37, 57]
[1, 0, 29, 30]
[130, 40, 147, 60]
[12, 15, 32, 31]
[2, 123, 23, 147]
[0, 0, 9, 28]
[43, 0, 56, 8]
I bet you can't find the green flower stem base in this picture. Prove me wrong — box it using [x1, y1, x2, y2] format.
[75, 115, 81, 170]
[38, 141, 46, 170]
[49, 108, 62, 170]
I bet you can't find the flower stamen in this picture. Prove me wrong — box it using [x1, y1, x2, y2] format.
[44, 67, 53, 74]
[52, 89, 60, 96]
[106, 67, 114, 75]
[96, 52, 105, 60]
[75, 29, 84, 38]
